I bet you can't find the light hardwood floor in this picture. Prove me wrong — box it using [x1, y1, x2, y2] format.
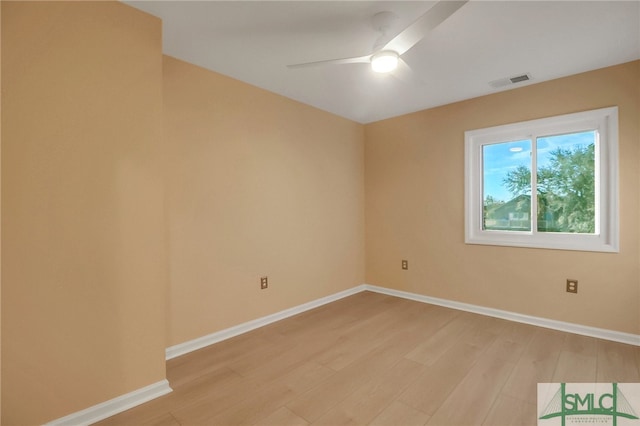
[95, 291, 640, 426]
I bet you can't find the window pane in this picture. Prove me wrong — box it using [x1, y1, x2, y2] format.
[536, 131, 596, 234]
[482, 140, 532, 231]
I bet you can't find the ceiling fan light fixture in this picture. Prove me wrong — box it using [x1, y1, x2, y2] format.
[371, 51, 399, 73]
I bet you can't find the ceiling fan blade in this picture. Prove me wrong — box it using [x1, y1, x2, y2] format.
[391, 58, 425, 85]
[287, 55, 371, 69]
[383, 0, 468, 56]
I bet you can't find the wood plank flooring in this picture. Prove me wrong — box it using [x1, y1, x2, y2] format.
[95, 291, 640, 426]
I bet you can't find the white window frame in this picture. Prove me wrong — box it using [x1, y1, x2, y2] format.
[464, 106, 619, 252]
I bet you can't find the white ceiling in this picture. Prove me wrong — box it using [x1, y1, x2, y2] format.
[126, 1, 640, 124]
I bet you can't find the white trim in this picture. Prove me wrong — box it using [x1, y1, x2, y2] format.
[165, 285, 367, 360]
[166, 284, 638, 361]
[364, 284, 639, 346]
[44, 380, 172, 426]
[464, 106, 619, 253]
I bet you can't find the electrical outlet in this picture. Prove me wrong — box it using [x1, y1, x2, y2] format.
[566, 279, 578, 293]
[260, 276, 268, 290]
[402, 260, 408, 270]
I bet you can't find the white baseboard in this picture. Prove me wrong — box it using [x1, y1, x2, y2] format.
[364, 284, 640, 346]
[44, 379, 172, 426]
[166, 283, 638, 362]
[165, 285, 367, 360]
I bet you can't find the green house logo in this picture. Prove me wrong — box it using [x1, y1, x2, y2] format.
[538, 383, 640, 426]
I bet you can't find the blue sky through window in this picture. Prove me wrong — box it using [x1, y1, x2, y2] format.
[537, 130, 596, 171]
[483, 139, 530, 202]
[482, 131, 596, 203]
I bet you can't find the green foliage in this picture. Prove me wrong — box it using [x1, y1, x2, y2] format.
[483, 195, 504, 207]
[484, 143, 595, 233]
[503, 165, 531, 197]
[537, 144, 595, 233]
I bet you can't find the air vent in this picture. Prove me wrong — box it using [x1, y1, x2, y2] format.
[510, 74, 530, 83]
[489, 73, 533, 88]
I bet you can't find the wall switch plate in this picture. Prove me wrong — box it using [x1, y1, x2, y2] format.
[566, 279, 578, 293]
[260, 276, 268, 289]
[402, 260, 408, 270]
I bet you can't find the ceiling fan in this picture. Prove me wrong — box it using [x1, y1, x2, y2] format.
[287, 1, 468, 77]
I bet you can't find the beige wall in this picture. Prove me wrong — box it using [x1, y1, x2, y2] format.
[365, 61, 640, 335]
[1, 2, 167, 424]
[1, 0, 638, 422]
[163, 56, 365, 346]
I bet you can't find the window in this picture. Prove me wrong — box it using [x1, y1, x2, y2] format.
[465, 107, 618, 252]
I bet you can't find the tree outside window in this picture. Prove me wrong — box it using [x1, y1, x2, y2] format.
[465, 107, 618, 252]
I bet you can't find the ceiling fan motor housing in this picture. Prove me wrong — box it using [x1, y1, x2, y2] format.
[371, 50, 399, 73]
[371, 11, 399, 50]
